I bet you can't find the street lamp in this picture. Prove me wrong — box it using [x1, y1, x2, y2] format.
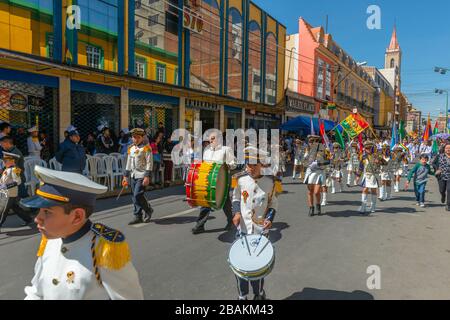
[435, 88, 449, 133]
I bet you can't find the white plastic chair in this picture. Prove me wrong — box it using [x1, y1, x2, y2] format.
[94, 153, 108, 159]
[109, 153, 122, 158]
[104, 156, 123, 191]
[24, 158, 47, 195]
[87, 157, 110, 188]
[48, 157, 62, 171]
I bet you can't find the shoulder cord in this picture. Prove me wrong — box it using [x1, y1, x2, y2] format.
[91, 234, 103, 287]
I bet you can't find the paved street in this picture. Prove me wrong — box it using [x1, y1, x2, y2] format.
[1, 169, 450, 300]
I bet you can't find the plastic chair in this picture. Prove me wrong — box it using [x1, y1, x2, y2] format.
[48, 157, 62, 171]
[87, 157, 110, 188]
[109, 153, 122, 158]
[24, 158, 47, 195]
[94, 153, 108, 159]
[104, 156, 123, 191]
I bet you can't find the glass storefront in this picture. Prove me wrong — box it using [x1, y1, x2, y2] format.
[248, 21, 262, 103]
[134, 0, 179, 84]
[226, 8, 243, 99]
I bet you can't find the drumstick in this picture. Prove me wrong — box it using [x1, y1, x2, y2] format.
[253, 233, 264, 254]
[256, 240, 270, 257]
[243, 234, 251, 256]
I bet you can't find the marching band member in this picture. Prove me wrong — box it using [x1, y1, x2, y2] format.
[231, 146, 278, 300]
[303, 135, 330, 216]
[379, 145, 393, 201]
[292, 139, 306, 181]
[330, 142, 345, 194]
[192, 132, 236, 234]
[391, 146, 408, 193]
[123, 128, 154, 225]
[346, 141, 360, 187]
[358, 141, 386, 214]
[0, 152, 32, 229]
[321, 146, 332, 206]
[21, 166, 144, 300]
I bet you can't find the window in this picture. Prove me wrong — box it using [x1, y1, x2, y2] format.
[148, 0, 159, 4]
[148, 14, 159, 26]
[86, 45, 102, 69]
[135, 20, 139, 28]
[46, 34, 54, 59]
[253, 74, 261, 86]
[156, 63, 166, 82]
[135, 57, 146, 78]
[149, 36, 158, 47]
[316, 59, 324, 99]
[390, 58, 395, 68]
[325, 64, 331, 98]
[136, 0, 141, 9]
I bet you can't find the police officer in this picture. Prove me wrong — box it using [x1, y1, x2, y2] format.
[192, 131, 236, 234]
[231, 146, 278, 300]
[21, 166, 144, 299]
[123, 128, 154, 225]
[55, 125, 86, 174]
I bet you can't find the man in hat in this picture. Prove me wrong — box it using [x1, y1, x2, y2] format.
[123, 128, 154, 225]
[346, 141, 360, 187]
[55, 126, 87, 174]
[358, 141, 386, 214]
[191, 131, 236, 234]
[231, 146, 278, 300]
[304, 135, 330, 216]
[21, 166, 144, 299]
[0, 152, 32, 229]
[27, 126, 42, 159]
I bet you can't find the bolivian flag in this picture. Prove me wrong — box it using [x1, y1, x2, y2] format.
[340, 113, 369, 139]
[327, 103, 337, 110]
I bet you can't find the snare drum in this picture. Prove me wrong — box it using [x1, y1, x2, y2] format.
[185, 161, 230, 210]
[228, 234, 275, 281]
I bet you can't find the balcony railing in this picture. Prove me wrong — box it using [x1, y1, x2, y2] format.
[337, 92, 374, 114]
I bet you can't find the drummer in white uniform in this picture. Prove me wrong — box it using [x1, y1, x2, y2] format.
[21, 166, 144, 300]
[192, 132, 237, 234]
[231, 146, 278, 300]
[346, 141, 360, 187]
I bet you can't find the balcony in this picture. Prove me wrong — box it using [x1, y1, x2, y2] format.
[337, 92, 374, 114]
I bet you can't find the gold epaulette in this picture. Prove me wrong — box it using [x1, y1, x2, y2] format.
[37, 236, 48, 257]
[143, 145, 151, 153]
[13, 167, 21, 175]
[91, 223, 131, 270]
[231, 172, 248, 189]
[127, 146, 132, 155]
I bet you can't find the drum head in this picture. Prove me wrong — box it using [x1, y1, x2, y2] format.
[228, 235, 275, 280]
[212, 164, 229, 210]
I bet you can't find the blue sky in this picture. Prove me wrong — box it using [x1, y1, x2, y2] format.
[253, 0, 450, 119]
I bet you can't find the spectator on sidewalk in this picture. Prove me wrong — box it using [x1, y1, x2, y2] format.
[150, 133, 163, 186]
[27, 126, 42, 158]
[39, 131, 52, 162]
[432, 143, 450, 211]
[0, 121, 11, 140]
[15, 127, 28, 157]
[405, 154, 434, 208]
[118, 128, 132, 155]
[162, 136, 175, 185]
[85, 133, 96, 156]
[97, 126, 115, 154]
[55, 126, 86, 174]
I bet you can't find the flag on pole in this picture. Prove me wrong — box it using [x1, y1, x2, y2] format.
[390, 120, 398, 151]
[319, 118, 331, 150]
[399, 120, 407, 141]
[340, 113, 370, 139]
[335, 126, 345, 150]
[432, 120, 439, 154]
[422, 114, 432, 141]
[310, 116, 315, 136]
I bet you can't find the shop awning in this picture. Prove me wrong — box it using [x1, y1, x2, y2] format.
[280, 116, 335, 133]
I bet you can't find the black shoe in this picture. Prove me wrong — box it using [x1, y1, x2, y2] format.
[143, 208, 154, 223]
[442, 195, 446, 204]
[128, 216, 143, 225]
[192, 225, 205, 234]
[308, 207, 315, 217]
[316, 205, 322, 216]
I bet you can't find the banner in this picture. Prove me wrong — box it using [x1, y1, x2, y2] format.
[340, 113, 369, 139]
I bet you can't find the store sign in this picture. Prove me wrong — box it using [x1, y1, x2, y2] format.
[28, 95, 44, 112]
[286, 96, 315, 114]
[186, 99, 219, 111]
[183, 10, 204, 34]
[9, 93, 28, 111]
